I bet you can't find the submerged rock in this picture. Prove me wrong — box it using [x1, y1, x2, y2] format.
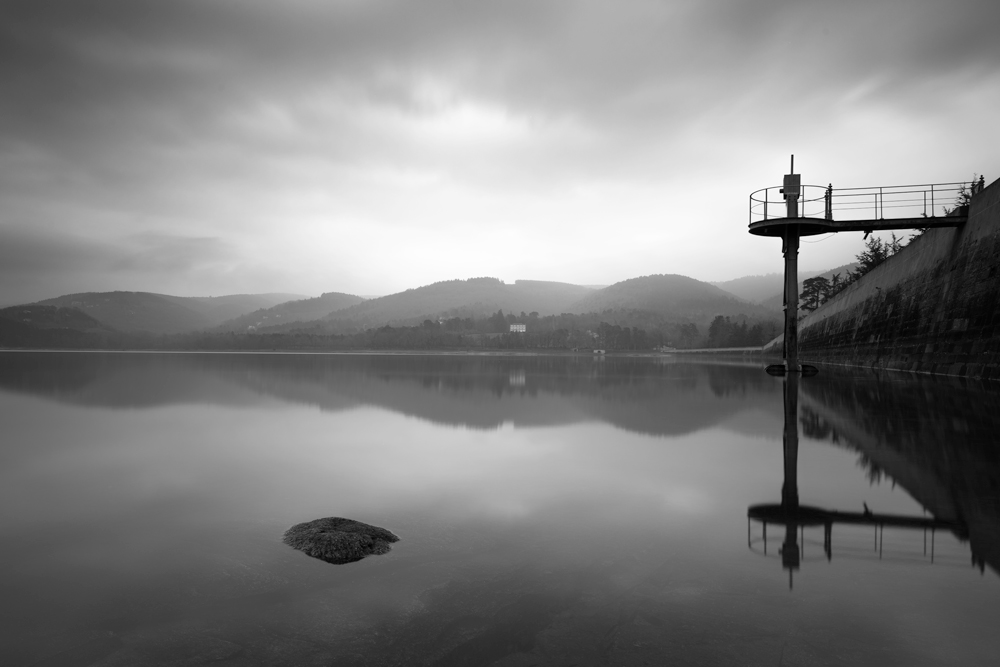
[282, 517, 399, 564]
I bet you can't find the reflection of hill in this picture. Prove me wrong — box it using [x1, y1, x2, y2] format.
[0, 352, 278, 408]
[0, 353, 781, 438]
[799, 370, 1000, 576]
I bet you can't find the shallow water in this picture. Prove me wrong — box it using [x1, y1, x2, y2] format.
[1, 351, 998, 666]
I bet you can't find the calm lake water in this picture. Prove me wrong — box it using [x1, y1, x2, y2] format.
[1, 351, 998, 666]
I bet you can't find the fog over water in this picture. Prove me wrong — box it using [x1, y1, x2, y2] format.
[1, 352, 998, 665]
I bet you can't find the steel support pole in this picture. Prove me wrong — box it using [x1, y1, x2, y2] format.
[783, 225, 800, 372]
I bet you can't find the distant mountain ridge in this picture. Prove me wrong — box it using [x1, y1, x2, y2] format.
[254, 274, 779, 335]
[35, 291, 304, 335]
[215, 292, 365, 332]
[569, 274, 770, 321]
[329, 277, 596, 325]
[711, 273, 785, 303]
[8, 267, 853, 340]
[257, 278, 598, 333]
[713, 264, 859, 309]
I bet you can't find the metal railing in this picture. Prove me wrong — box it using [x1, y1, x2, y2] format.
[749, 181, 973, 225]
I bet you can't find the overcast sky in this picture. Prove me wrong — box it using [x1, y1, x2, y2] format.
[1, 0, 997, 304]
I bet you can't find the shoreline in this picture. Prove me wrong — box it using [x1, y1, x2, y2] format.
[0, 347, 761, 358]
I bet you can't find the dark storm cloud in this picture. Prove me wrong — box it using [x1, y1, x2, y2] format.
[5, 0, 996, 157]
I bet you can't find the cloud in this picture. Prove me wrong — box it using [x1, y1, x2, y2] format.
[110, 232, 236, 272]
[0, 226, 113, 275]
[6, 0, 992, 164]
[0, 225, 242, 304]
[0, 0, 997, 301]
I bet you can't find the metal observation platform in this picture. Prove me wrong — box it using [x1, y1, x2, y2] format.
[748, 181, 970, 237]
[748, 157, 975, 374]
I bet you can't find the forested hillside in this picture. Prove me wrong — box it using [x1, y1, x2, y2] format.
[571, 274, 777, 323]
[36, 291, 302, 334]
[255, 278, 596, 333]
[3, 273, 794, 350]
[215, 292, 365, 332]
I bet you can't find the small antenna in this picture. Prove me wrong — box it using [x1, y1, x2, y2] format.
[790, 154, 794, 173]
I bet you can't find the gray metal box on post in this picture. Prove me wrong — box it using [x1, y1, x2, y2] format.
[782, 173, 801, 218]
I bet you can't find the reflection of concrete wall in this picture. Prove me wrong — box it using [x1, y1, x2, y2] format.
[797, 177, 1000, 378]
[799, 392, 962, 523]
[799, 370, 1000, 576]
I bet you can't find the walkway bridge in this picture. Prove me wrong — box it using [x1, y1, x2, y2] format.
[748, 180, 975, 237]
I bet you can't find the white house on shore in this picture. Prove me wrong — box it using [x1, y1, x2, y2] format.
[509, 323, 526, 333]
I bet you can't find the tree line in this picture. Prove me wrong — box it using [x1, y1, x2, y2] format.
[798, 233, 904, 312]
[706, 316, 780, 348]
[799, 178, 983, 313]
[2, 306, 782, 352]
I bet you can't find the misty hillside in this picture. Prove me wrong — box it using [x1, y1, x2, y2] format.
[0, 305, 111, 332]
[35, 291, 303, 335]
[258, 278, 596, 332]
[215, 292, 366, 332]
[326, 278, 596, 326]
[759, 262, 859, 310]
[712, 273, 785, 303]
[12, 275, 786, 340]
[0, 305, 114, 348]
[254, 275, 781, 335]
[569, 274, 778, 324]
[167, 293, 307, 323]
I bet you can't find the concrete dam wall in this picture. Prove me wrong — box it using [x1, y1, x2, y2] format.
[795, 176, 1000, 379]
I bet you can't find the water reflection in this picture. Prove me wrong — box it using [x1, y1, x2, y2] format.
[749, 368, 1000, 584]
[0, 351, 780, 437]
[4, 352, 1000, 665]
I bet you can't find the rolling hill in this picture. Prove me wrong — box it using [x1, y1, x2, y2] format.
[35, 291, 305, 335]
[215, 292, 366, 332]
[254, 275, 779, 334]
[0, 304, 114, 348]
[11, 273, 791, 341]
[0, 304, 111, 332]
[569, 274, 778, 324]
[258, 278, 597, 333]
[711, 273, 785, 303]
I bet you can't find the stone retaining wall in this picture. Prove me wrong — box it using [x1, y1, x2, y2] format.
[796, 177, 1000, 379]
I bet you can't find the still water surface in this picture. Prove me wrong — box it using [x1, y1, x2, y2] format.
[1, 352, 998, 665]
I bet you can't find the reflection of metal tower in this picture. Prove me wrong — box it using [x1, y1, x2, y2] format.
[779, 372, 800, 582]
[747, 373, 962, 589]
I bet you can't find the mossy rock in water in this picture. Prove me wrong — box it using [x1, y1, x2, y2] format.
[282, 517, 399, 564]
